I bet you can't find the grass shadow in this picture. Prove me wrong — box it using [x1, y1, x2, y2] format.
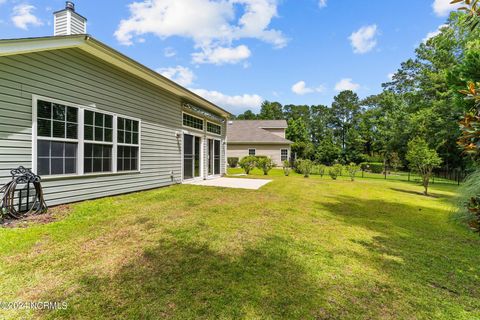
[316, 194, 480, 314]
[41, 236, 327, 319]
[389, 187, 440, 198]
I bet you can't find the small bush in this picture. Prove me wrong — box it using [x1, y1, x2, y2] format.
[283, 160, 291, 176]
[329, 164, 343, 180]
[256, 157, 274, 175]
[347, 163, 359, 181]
[297, 159, 313, 178]
[227, 157, 239, 168]
[360, 162, 369, 171]
[367, 162, 384, 173]
[239, 156, 257, 175]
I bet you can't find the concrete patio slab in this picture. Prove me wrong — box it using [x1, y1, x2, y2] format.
[185, 177, 271, 190]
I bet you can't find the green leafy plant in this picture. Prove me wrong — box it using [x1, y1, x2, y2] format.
[451, 0, 480, 30]
[329, 164, 343, 180]
[283, 160, 291, 176]
[406, 137, 442, 195]
[467, 194, 480, 232]
[297, 159, 313, 178]
[239, 156, 257, 175]
[256, 157, 274, 175]
[227, 157, 239, 168]
[347, 163, 359, 181]
[367, 162, 384, 174]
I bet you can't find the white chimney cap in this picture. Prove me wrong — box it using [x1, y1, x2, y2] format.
[53, 2, 87, 36]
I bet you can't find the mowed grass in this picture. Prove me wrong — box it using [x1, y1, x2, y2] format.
[1, 169, 479, 319]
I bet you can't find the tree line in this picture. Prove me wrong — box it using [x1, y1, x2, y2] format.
[233, 13, 480, 172]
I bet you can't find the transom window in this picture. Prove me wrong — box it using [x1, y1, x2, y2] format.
[207, 122, 221, 135]
[281, 149, 288, 162]
[183, 113, 203, 130]
[34, 97, 141, 177]
[249, 149, 256, 156]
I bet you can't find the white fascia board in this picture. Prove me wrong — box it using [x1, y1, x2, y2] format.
[0, 36, 85, 57]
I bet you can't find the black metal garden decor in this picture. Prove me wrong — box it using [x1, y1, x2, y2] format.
[0, 166, 48, 220]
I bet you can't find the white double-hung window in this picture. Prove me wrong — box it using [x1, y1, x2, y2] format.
[117, 117, 140, 172]
[33, 96, 141, 177]
[35, 99, 79, 176]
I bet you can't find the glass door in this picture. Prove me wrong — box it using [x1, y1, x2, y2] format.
[208, 139, 214, 176]
[207, 138, 221, 176]
[183, 134, 201, 180]
[214, 140, 221, 175]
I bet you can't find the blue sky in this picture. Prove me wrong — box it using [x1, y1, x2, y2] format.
[0, 0, 459, 114]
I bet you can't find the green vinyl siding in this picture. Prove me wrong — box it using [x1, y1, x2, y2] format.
[0, 48, 226, 205]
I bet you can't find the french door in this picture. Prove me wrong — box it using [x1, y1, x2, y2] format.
[183, 134, 201, 180]
[207, 138, 221, 176]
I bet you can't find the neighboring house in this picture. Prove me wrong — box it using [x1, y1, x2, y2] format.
[0, 2, 231, 206]
[227, 120, 293, 165]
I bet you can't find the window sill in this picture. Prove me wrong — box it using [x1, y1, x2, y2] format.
[41, 170, 141, 182]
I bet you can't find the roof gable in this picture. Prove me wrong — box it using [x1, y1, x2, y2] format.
[227, 120, 292, 144]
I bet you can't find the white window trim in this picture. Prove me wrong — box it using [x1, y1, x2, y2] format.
[182, 111, 204, 132]
[32, 95, 142, 179]
[206, 121, 222, 136]
[248, 148, 256, 156]
[281, 149, 289, 162]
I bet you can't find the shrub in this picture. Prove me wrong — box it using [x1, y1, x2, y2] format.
[360, 162, 369, 171]
[239, 156, 257, 175]
[296, 159, 313, 178]
[256, 157, 274, 175]
[283, 160, 291, 176]
[329, 164, 343, 180]
[347, 163, 359, 181]
[368, 162, 384, 174]
[227, 157, 239, 168]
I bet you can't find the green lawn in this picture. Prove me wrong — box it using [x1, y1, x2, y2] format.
[1, 169, 479, 319]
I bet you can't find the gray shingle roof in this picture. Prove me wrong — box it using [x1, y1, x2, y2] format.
[227, 120, 293, 144]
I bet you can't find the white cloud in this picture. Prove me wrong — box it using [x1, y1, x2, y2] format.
[164, 47, 177, 58]
[291, 81, 325, 95]
[387, 73, 394, 81]
[157, 65, 195, 87]
[334, 78, 360, 92]
[432, 0, 461, 17]
[191, 88, 263, 114]
[349, 24, 378, 54]
[422, 24, 448, 43]
[192, 45, 251, 65]
[11, 4, 43, 30]
[114, 0, 287, 64]
[318, 0, 327, 8]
